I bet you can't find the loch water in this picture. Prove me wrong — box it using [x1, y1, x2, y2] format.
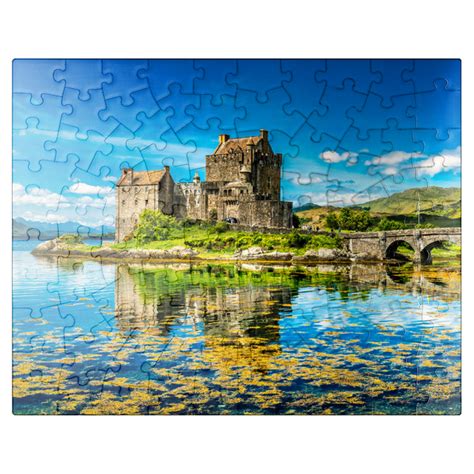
[13, 240, 461, 415]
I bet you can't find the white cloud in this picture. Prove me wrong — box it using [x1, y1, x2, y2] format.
[21, 211, 69, 224]
[13, 182, 116, 227]
[320, 150, 358, 164]
[13, 183, 67, 208]
[416, 147, 461, 177]
[364, 151, 424, 167]
[69, 182, 114, 195]
[381, 166, 399, 176]
[363, 148, 460, 178]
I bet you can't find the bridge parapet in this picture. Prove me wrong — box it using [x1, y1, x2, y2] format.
[341, 227, 461, 264]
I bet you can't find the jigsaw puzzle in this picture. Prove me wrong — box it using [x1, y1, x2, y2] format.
[12, 59, 461, 415]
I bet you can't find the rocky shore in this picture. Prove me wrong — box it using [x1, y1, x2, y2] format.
[31, 239, 375, 263]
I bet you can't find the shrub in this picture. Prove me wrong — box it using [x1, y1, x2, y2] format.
[375, 218, 404, 231]
[213, 221, 229, 234]
[310, 233, 342, 249]
[209, 209, 218, 221]
[58, 234, 83, 245]
[133, 209, 181, 244]
[236, 236, 252, 249]
[326, 208, 375, 232]
[287, 231, 311, 248]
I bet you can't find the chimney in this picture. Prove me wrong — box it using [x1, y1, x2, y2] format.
[219, 134, 230, 144]
[164, 165, 170, 173]
[122, 168, 134, 184]
[260, 129, 268, 141]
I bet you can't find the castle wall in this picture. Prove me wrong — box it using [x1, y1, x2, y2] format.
[158, 172, 176, 215]
[175, 182, 207, 220]
[252, 154, 282, 200]
[116, 133, 294, 240]
[116, 170, 176, 242]
[237, 200, 293, 228]
[116, 184, 159, 242]
[206, 153, 243, 182]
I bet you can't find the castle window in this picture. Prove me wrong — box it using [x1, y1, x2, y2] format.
[135, 199, 138, 205]
[145, 200, 148, 205]
[121, 200, 125, 205]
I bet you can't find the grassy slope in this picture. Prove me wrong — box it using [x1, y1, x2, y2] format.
[361, 187, 460, 217]
[296, 187, 461, 229]
[296, 206, 337, 226]
[112, 224, 341, 257]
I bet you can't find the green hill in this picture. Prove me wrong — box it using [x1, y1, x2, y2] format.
[358, 187, 461, 218]
[294, 187, 461, 230]
[293, 203, 321, 213]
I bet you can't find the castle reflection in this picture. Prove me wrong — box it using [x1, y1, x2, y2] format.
[114, 262, 460, 337]
[115, 264, 292, 338]
[114, 263, 295, 371]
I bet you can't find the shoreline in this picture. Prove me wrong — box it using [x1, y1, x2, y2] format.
[29, 237, 461, 267]
[30, 238, 377, 265]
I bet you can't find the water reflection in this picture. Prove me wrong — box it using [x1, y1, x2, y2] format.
[13, 249, 461, 415]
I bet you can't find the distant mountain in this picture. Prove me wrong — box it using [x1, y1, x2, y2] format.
[358, 187, 461, 218]
[12, 219, 30, 239]
[13, 218, 115, 240]
[293, 203, 321, 213]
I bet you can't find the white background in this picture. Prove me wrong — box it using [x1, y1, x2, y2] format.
[0, 1, 471, 472]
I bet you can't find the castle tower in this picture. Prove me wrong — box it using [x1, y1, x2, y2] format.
[205, 129, 282, 200]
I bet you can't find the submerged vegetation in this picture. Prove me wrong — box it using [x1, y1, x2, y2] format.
[13, 253, 461, 415]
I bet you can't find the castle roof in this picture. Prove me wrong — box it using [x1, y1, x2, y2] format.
[213, 136, 261, 154]
[116, 169, 166, 186]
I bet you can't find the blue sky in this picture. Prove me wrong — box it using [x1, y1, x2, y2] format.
[12, 59, 461, 227]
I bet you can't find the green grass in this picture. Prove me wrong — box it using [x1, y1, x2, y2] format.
[111, 222, 342, 257]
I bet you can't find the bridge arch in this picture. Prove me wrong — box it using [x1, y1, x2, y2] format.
[419, 239, 453, 265]
[385, 239, 416, 261]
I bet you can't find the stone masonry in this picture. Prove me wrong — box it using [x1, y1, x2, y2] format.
[115, 130, 293, 242]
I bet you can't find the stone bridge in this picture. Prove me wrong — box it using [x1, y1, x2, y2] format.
[342, 227, 461, 264]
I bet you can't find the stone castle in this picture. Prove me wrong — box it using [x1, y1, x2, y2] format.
[115, 130, 293, 242]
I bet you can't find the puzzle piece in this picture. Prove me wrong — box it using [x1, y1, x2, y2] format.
[12, 59, 462, 416]
[13, 92, 72, 131]
[408, 79, 461, 140]
[227, 59, 291, 102]
[13, 59, 66, 103]
[53, 59, 112, 100]
[13, 117, 56, 172]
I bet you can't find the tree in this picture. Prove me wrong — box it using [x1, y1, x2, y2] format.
[325, 212, 339, 231]
[133, 209, 180, 244]
[337, 208, 374, 231]
[376, 218, 403, 231]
